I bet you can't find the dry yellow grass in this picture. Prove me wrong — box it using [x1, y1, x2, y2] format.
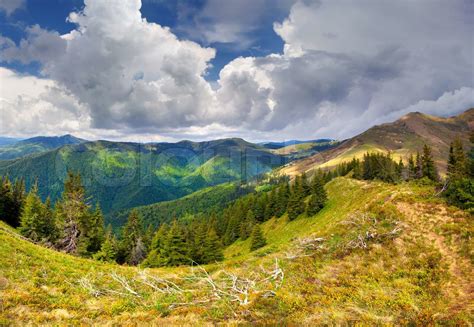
[1, 178, 472, 325]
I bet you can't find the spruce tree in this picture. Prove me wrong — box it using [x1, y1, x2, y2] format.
[444, 134, 474, 211]
[253, 194, 267, 222]
[142, 224, 168, 267]
[447, 138, 466, 180]
[191, 222, 207, 263]
[19, 183, 46, 241]
[82, 204, 105, 255]
[0, 176, 17, 227]
[223, 212, 240, 245]
[415, 152, 423, 179]
[287, 186, 304, 221]
[239, 209, 255, 240]
[161, 221, 189, 266]
[120, 210, 144, 265]
[421, 144, 438, 181]
[202, 228, 224, 263]
[275, 182, 290, 217]
[264, 187, 277, 220]
[352, 159, 362, 179]
[250, 225, 266, 251]
[93, 225, 117, 262]
[407, 155, 416, 180]
[55, 171, 91, 255]
[41, 197, 58, 243]
[307, 174, 328, 216]
[142, 224, 155, 254]
[301, 172, 310, 197]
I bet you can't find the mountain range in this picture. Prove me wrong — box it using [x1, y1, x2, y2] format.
[280, 109, 474, 177]
[0, 138, 284, 215]
[0, 134, 85, 160]
[0, 108, 472, 217]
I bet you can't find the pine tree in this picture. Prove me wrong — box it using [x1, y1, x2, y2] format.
[447, 138, 466, 181]
[421, 144, 438, 181]
[142, 223, 168, 267]
[82, 204, 105, 255]
[407, 155, 416, 180]
[0, 176, 18, 227]
[41, 197, 58, 243]
[119, 210, 144, 265]
[239, 209, 255, 240]
[253, 194, 267, 222]
[415, 152, 423, 179]
[306, 174, 328, 216]
[275, 182, 290, 217]
[396, 158, 404, 180]
[19, 182, 46, 241]
[264, 187, 277, 220]
[223, 211, 240, 245]
[161, 220, 189, 266]
[190, 222, 207, 263]
[352, 159, 362, 179]
[93, 225, 117, 262]
[202, 228, 224, 263]
[301, 172, 310, 197]
[250, 225, 266, 251]
[143, 224, 155, 254]
[444, 133, 474, 212]
[287, 184, 304, 221]
[55, 171, 91, 255]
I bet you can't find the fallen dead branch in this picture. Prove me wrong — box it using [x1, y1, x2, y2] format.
[77, 259, 286, 308]
[110, 271, 141, 297]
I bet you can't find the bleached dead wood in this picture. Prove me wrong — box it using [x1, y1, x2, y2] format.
[136, 270, 188, 294]
[110, 271, 141, 297]
[78, 276, 102, 297]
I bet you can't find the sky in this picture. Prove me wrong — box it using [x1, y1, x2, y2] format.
[0, 0, 473, 143]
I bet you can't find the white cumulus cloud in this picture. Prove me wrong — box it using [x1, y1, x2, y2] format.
[0, 0, 473, 141]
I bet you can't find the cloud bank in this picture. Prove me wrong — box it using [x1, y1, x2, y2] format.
[1, 0, 473, 141]
[0, 0, 25, 15]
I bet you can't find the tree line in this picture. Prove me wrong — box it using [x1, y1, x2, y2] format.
[331, 138, 473, 211]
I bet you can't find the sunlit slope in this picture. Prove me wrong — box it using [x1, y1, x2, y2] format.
[281, 109, 473, 177]
[0, 138, 284, 215]
[1, 178, 472, 325]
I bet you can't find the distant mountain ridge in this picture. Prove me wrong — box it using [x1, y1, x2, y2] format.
[0, 137, 22, 147]
[0, 137, 285, 215]
[280, 109, 474, 177]
[260, 139, 335, 150]
[0, 134, 86, 160]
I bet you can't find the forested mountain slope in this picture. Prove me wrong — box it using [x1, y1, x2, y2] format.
[0, 177, 471, 325]
[0, 138, 284, 214]
[0, 135, 86, 160]
[281, 109, 474, 177]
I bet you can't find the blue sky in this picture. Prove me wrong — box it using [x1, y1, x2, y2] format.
[0, 0, 472, 142]
[0, 0, 288, 80]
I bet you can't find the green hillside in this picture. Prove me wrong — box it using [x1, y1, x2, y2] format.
[0, 135, 85, 160]
[1, 178, 472, 325]
[111, 182, 251, 229]
[281, 109, 473, 177]
[273, 140, 341, 160]
[0, 138, 284, 215]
